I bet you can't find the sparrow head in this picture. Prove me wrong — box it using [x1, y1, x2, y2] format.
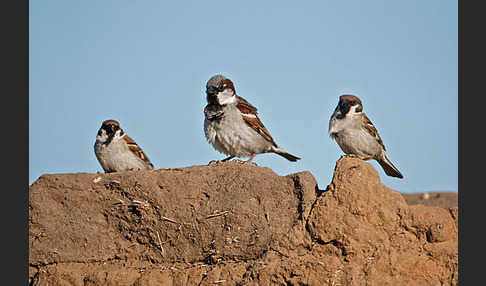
[205, 74, 236, 105]
[96, 119, 125, 144]
[333, 94, 363, 119]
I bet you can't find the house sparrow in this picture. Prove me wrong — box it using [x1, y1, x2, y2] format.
[328, 95, 403, 178]
[204, 74, 300, 163]
[94, 119, 153, 173]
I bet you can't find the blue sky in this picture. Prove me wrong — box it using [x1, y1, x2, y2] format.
[29, 0, 457, 193]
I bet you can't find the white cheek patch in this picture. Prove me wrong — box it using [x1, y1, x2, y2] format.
[217, 89, 236, 105]
[350, 105, 362, 114]
[114, 130, 125, 140]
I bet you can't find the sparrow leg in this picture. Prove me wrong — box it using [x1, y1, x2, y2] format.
[361, 155, 373, 161]
[344, 154, 372, 161]
[244, 154, 257, 165]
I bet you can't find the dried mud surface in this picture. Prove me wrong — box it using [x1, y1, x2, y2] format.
[29, 157, 458, 285]
[402, 192, 457, 209]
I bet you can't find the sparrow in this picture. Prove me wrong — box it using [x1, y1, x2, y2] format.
[94, 119, 154, 173]
[328, 95, 403, 178]
[203, 74, 301, 163]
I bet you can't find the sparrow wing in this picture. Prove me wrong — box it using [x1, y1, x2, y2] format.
[362, 114, 386, 151]
[236, 96, 277, 146]
[123, 135, 154, 168]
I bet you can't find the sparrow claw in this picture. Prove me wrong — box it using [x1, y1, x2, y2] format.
[344, 154, 359, 158]
[207, 160, 222, 166]
[343, 154, 372, 160]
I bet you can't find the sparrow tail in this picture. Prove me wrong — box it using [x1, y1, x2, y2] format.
[377, 155, 403, 179]
[271, 146, 301, 162]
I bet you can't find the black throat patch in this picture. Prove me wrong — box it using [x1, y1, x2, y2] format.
[102, 128, 123, 146]
[204, 104, 225, 122]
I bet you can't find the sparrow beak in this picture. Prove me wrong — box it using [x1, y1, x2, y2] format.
[206, 87, 219, 104]
[338, 100, 349, 112]
[103, 125, 115, 135]
[333, 101, 347, 119]
[206, 86, 218, 96]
